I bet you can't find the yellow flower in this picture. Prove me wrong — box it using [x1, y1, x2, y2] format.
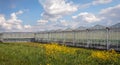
[43, 43, 78, 63]
[47, 64, 51, 65]
[91, 49, 118, 62]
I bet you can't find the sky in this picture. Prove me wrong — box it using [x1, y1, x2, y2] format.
[0, 0, 120, 32]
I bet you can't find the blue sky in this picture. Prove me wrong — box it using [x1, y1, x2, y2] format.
[0, 0, 120, 32]
[0, 0, 42, 25]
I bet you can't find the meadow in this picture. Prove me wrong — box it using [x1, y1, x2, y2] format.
[0, 42, 120, 65]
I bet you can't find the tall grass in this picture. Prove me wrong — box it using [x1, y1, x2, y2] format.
[0, 42, 120, 65]
[0, 43, 46, 65]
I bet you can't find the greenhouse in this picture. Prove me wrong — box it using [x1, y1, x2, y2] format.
[0, 25, 120, 51]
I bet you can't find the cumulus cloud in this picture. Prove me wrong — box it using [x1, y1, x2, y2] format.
[0, 15, 12, 30]
[0, 15, 6, 24]
[1, 0, 117, 32]
[7, 13, 22, 24]
[37, 0, 113, 30]
[39, 0, 78, 22]
[39, 0, 78, 15]
[36, 0, 114, 30]
[0, 10, 33, 32]
[0, 15, 11, 30]
[0, 12, 23, 31]
[34, 0, 79, 31]
[72, 12, 100, 23]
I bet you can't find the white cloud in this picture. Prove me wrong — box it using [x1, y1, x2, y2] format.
[0, 10, 33, 32]
[72, 4, 120, 27]
[73, 4, 120, 27]
[6, 11, 23, 30]
[13, 24, 23, 30]
[16, 10, 23, 15]
[99, 4, 120, 25]
[78, 0, 113, 9]
[100, 4, 120, 14]
[60, 20, 69, 26]
[72, 12, 101, 23]
[36, 0, 115, 30]
[39, 0, 78, 22]
[92, 0, 112, 5]
[0, 15, 11, 30]
[41, 12, 62, 22]
[0, 15, 6, 24]
[7, 13, 22, 24]
[39, 0, 78, 15]
[35, 0, 79, 30]
[60, 20, 80, 29]
[24, 25, 32, 29]
[2, 23, 12, 30]
[1, 1, 118, 32]
[37, 19, 48, 24]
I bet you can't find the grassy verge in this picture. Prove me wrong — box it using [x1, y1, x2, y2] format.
[0, 42, 120, 65]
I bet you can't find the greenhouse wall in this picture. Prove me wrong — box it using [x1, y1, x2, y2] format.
[0, 28, 120, 51]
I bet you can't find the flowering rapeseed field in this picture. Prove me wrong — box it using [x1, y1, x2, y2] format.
[43, 43, 120, 65]
[44, 43, 77, 65]
[0, 42, 120, 65]
[90, 49, 120, 64]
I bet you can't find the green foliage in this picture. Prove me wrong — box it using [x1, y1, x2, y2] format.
[0, 43, 120, 65]
[0, 43, 46, 65]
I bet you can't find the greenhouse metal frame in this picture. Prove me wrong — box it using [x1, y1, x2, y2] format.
[0, 27, 120, 51]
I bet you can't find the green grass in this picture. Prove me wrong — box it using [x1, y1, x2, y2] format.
[0, 42, 120, 65]
[0, 43, 46, 65]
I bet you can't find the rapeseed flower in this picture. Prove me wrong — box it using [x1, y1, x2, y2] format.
[91, 49, 120, 62]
